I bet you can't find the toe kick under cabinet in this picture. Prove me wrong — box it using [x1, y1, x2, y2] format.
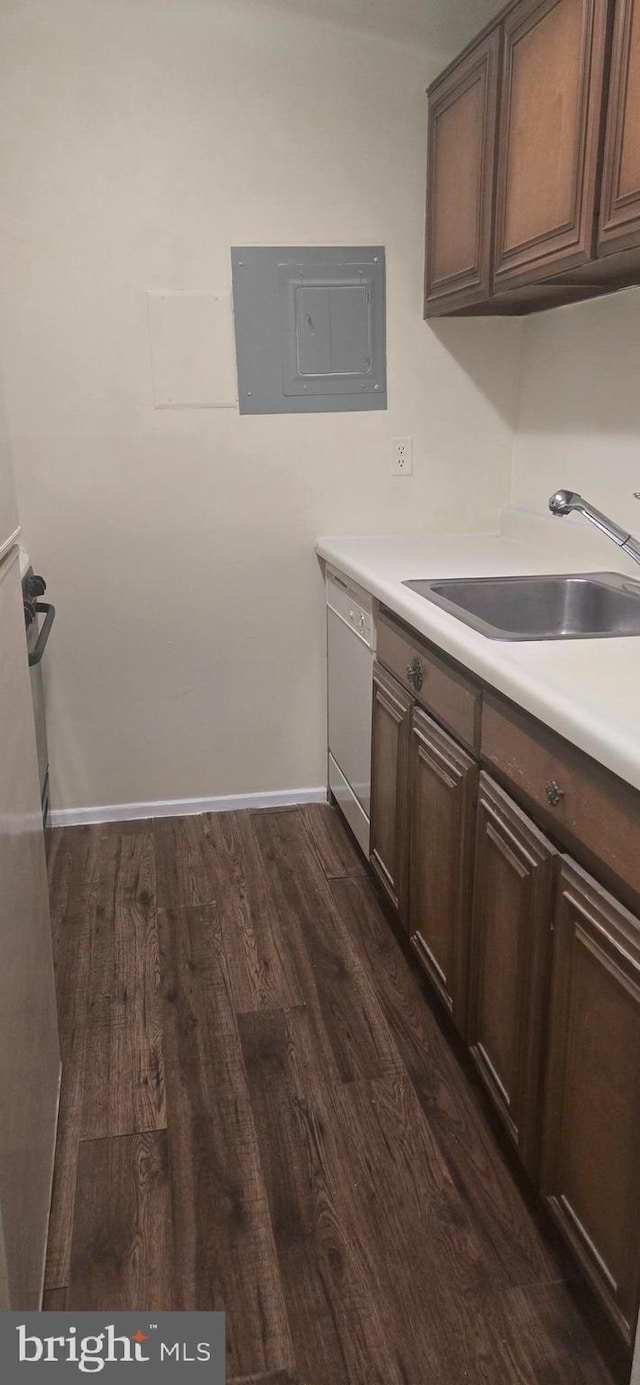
[370, 607, 640, 1350]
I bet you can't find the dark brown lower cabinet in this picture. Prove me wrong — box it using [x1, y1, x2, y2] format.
[368, 614, 640, 1350]
[541, 858, 640, 1347]
[369, 661, 412, 917]
[467, 773, 556, 1179]
[408, 706, 477, 1035]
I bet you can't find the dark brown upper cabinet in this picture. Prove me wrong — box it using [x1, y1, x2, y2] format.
[493, 0, 610, 291]
[599, 0, 640, 254]
[424, 31, 501, 315]
[424, 0, 640, 315]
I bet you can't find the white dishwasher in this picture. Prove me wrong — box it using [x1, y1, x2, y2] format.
[326, 567, 376, 856]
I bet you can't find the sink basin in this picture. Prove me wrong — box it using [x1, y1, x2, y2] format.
[402, 572, 640, 640]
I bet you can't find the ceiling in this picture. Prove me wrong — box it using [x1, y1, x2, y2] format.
[242, 0, 505, 57]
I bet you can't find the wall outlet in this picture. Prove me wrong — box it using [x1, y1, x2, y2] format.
[391, 437, 413, 476]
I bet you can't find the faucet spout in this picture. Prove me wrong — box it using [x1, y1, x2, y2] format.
[548, 489, 640, 567]
[549, 489, 585, 516]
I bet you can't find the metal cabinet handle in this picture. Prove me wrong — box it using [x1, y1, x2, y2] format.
[545, 779, 565, 808]
[406, 656, 423, 691]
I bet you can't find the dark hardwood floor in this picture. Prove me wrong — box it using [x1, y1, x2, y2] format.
[44, 803, 623, 1383]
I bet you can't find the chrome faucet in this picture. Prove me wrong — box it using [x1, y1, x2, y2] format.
[548, 489, 640, 568]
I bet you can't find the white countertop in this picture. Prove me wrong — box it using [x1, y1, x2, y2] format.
[316, 510, 640, 793]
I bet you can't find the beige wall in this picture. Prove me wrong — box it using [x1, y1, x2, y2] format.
[512, 288, 640, 532]
[0, 0, 521, 813]
[0, 375, 19, 559]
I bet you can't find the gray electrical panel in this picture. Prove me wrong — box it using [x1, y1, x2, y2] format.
[231, 246, 386, 415]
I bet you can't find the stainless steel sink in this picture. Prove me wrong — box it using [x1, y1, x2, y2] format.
[402, 572, 640, 640]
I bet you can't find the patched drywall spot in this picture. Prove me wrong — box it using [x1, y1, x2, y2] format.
[146, 290, 237, 408]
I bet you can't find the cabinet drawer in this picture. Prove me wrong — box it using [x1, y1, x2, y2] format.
[481, 694, 640, 898]
[377, 612, 480, 751]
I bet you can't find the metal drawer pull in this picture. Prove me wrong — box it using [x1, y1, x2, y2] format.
[545, 779, 565, 807]
[406, 656, 423, 691]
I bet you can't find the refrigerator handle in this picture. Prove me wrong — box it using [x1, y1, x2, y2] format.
[28, 602, 55, 668]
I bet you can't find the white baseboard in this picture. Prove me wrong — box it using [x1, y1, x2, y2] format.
[50, 785, 328, 829]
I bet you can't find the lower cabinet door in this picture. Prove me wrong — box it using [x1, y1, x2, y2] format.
[541, 858, 640, 1347]
[408, 705, 478, 1034]
[467, 773, 556, 1177]
[369, 661, 413, 918]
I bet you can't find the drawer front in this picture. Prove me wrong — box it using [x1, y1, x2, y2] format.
[377, 613, 480, 751]
[482, 695, 640, 898]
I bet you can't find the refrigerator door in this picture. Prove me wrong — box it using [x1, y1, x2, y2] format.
[0, 379, 19, 558]
[0, 546, 60, 1308]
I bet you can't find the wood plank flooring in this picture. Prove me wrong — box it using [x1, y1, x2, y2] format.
[69, 1131, 172, 1311]
[46, 805, 623, 1383]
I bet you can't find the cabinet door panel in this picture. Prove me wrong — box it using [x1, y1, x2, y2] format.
[493, 0, 610, 289]
[468, 774, 556, 1177]
[541, 858, 640, 1345]
[369, 662, 412, 918]
[425, 30, 500, 316]
[474, 823, 523, 1101]
[408, 707, 477, 1034]
[599, 0, 640, 254]
[432, 81, 484, 282]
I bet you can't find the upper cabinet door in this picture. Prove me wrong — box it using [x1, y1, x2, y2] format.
[424, 31, 501, 317]
[493, 0, 610, 291]
[599, 0, 640, 254]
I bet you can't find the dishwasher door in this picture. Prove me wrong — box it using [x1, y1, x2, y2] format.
[327, 572, 374, 855]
